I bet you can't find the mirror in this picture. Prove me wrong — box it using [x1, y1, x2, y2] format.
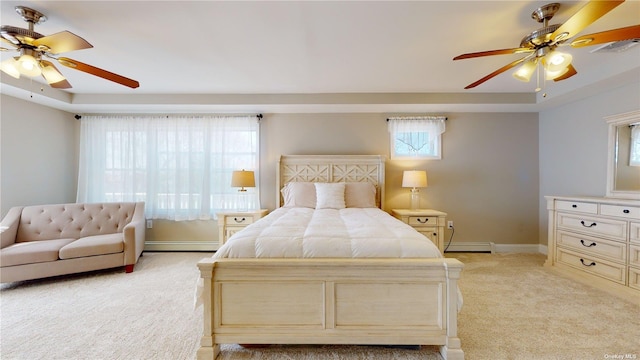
[606, 109, 640, 199]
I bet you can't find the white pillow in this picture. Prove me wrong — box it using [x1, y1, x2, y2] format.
[281, 182, 316, 208]
[314, 182, 346, 209]
[345, 182, 377, 208]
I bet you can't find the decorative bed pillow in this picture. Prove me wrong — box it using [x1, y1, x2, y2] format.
[281, 182, 317, 208]
[314, 182, 346, 209]
[344, 182, 377, 208]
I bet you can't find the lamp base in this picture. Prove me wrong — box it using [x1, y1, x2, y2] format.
[410, 188, 420, 210]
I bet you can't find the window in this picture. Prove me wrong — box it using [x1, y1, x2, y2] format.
[77, 115, 259, 221]
[388, 116, 446, 159]
[631, 124, 640, 167]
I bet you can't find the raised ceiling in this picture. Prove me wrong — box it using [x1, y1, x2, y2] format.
[1, 0, 639, 113]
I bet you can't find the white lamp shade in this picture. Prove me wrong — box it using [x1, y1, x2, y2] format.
[402, 170, 427, 188]
[231, 170, 255, 188]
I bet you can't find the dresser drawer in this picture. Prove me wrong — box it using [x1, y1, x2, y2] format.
[556, 200, 598, 214]
[631, 222, 640, 244]
[600, 204, 640, 220]
[556, 248, 626, 284]
[629, 267, 640, 291]
[630, 244, 640, 267]
[556, 231, 626, 263]
[225, 216, 255, 225]
[408, 216, 437, 226]
[556, 213, 627, 240]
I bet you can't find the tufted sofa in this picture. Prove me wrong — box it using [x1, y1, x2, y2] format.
[0, 202, 145, 283]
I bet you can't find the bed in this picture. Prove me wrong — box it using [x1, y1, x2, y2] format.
[196, 155, 464, 360]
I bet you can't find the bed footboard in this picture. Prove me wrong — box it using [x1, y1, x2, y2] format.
[196, 258, 464, 360]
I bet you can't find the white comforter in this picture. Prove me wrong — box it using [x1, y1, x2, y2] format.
[214, 207, 442, 259]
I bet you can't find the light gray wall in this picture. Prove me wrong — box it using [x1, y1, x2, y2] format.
[1, 94, 79, 217]
[261, 112, 540, 246]
[538, 81, 640, 246]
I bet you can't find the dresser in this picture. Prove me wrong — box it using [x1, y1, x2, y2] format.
[217, 209, 269, 246]
[545, 196, 640, 299]
[391, 209, 447, 253]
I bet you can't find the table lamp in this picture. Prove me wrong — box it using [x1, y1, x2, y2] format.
[402, 170, 427, 210]
[231, 170, 255, 211]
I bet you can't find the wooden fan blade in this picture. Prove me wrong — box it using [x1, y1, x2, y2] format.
[551, 1, 624, 43]
[570, 24, 640, 48]
[40, 60, 72, 89]
[464, 57, 527, 89]
[553, 64, 577, 82]
[57, 57, 140, 88]
[453, 48, 533, 60]
[32, 31, 93, 54]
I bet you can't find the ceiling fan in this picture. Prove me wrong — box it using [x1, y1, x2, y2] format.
[0, 6, 139, 89]
[453, 0, 640, 89]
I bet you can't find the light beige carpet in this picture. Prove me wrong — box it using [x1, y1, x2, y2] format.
[1, 252, 639, 360]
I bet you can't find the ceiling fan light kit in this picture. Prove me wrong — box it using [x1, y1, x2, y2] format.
[1, 6, 139, 89]
[454, 0, 640, 90]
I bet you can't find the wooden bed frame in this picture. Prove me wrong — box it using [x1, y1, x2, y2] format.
[196, 155, 464, 360]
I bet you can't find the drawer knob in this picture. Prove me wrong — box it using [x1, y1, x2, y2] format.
[623, 209, 630, 214]
[580, 239, 597, 248]
[580, 221, 597, 228]
[572, 204, 577, 208]
[417, 218, 430, 223]
[579, 259, 596, 267]
[233, 217, 246, 223]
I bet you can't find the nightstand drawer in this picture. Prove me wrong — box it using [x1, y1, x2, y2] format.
[556, 248, 626, 284]
[408, 216, 437, 226]
[556, 200, 598, 214]
[556, 231, 626, 263]
[556, 213, 627, 240]
[225, 216, 255, 225]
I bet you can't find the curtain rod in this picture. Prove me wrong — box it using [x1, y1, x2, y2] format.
[386, 116, 447, 122]
[75, 113, 263, 120]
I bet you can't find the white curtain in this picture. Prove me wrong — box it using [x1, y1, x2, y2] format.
[387, 116, 446, 158]
[631, 124, 640, 166]
[77, 114, 259, 221]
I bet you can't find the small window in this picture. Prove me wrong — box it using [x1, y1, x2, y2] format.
[388, 117, 446, 159]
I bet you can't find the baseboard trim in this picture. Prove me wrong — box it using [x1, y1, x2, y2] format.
[445, 242, 547, 254]
[144, 241, 218, 252]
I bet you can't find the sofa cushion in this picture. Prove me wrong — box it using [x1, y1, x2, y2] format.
[59, 234, 124, 260]
[1, 238, 76, 267]
[16, 203, 136, 243]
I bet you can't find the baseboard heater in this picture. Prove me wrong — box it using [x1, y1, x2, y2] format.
[445, 242, 494, 253]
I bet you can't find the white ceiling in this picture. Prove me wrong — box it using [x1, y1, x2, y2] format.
[1, 0, 639, 113]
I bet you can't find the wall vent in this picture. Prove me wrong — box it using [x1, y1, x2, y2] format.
[590, 39, 640, 53]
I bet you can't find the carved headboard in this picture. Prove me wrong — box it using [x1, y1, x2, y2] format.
[276, 155, 386, 208]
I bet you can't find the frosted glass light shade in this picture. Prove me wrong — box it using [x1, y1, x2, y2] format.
[544, 51, 572, 72]
[17, 54, 41, 77]
[0, 57, 20, 79]
[402, 170, 427, 188]
[512, 60, 537, 82]
[41, 62, 67, 84]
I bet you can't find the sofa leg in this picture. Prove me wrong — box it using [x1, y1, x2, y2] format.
[125, 264, 134, 273]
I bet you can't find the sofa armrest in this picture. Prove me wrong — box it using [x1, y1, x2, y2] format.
[1, 206, 24, 249]
[123, 202, 146, 267]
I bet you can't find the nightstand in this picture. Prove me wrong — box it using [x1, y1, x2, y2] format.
[391, 209, 447, 253]
[217, 209, 269, 246]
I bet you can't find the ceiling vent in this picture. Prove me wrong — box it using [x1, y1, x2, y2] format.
[591, 39, 640, 53]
